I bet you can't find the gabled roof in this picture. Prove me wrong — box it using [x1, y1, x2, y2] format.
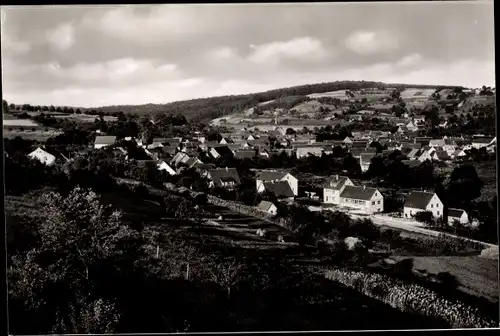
[94, 135, 116, 145]
[429, 139, 446, 147]
[257, 200, 276, 212]
[234, 150, 256, 159]
[448, 208, 466, 218]
[263, 181, 295, 198]
[324, 175, 350, 190]
[404, 191, 437, 210]
[211, 145, 234, 157]
[401, 160, 421, 168]
[434, 150, 451, 160]
[256, 170, 288, 181]
[208, 168, 241, 187]
[194, 162, 215, 170]
[340, 186, 378, 201]
[360, 152, 376, 162]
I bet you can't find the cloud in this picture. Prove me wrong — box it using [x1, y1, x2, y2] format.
[248, 37, 330, 64]
[46, 22, 75, 50]
[397, 53, 423, 67]
[345, 30, 399, 54]
[207, 46, 239, 61]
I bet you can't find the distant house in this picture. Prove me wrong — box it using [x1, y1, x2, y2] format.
[413, 115, 426, 124]
[256, 171, 298, 196]
[209, 145, 234, 159]
[323, 175, 355, 205]
[343, 136, 354, 145]
[472, 137, 494, 149]
[262, 181, 295, 201]
[207, 168, 241, 189]
[432, 150, 451, 161]
[257, 201, 278, 216]
[219, 137, 232, 145]
[94, 135, 116, 149]
[406, 148, 421, 160]
[274, 126, 286, 136]
[438, 121, 448, 128]
[28, 147, 57, 166]
[448, 208, 469, 225]
[401, 160, 421, 168]
[429, 139, 446, 148]
[234, 150, 256, 159]
[403, 191, 443, 219]
[406, 121, 418, 132]
[295, 146, 323, 158]
[418, 147, 436, 162]
[339, 185, 384, 214]
[360, 152, 376, 172]
[451, 149, 467, 159]
[157, 161, 177, 175]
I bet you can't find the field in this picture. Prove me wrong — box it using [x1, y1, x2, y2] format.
[3, 119, 40, 127]
[401, 88, 435, 99]
[292, 100, 337, 115]
[53, 113, 118, 122]
[390, 256, 499, 302]
[307, 90, 350, 99]
[3, 130, 63, 141]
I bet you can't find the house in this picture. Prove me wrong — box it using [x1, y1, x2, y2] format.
[28, 147, 57, 166]
[274, 126, 286, 136]
[194, 163, 216, 177]
[148, 138, 168, 149]
[447, 208, 470, 225]
[451, 149, 467, 159]
[432, 150, 451, 161]
[413, 115, 426, 124]
[323, 175, 355, 205]
[94, 135, 116, 149]
[472, 137, 495, 149]
[219, 137, 232, 144]
[295, 146, 323, 158]
[209, 145, 234, 159]
[207, 168, 241, 189]
[350, 140, 370, 149]
[262, 181, 295, 201]
[351, 131, 363, 139]
[418, 147, 436, 162]
[438, 121, 448, 128]
[234, 150, 256, 159]
[406, 121, 418, 132]
[338, 185, 384, 214]
[343, 136, 353, 145]
[157, 161, 177, 175]
[256, 170, 298, 196]
[170, 151, 191, 167]
[406, 148, 421, 160]
[403, 191, 444, 219]
[429, 139, 446, 148]
[401, 160, 421, 168]
[257, 201, 278, 216]
[360, 152, 376, 172]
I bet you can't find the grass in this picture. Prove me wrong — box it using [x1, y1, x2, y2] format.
[390, 255, 499, 303]
[3, 119, 40, 127]
[474, 160, 497, 202]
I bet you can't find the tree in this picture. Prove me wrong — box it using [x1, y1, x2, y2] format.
[3, 99, 10, 113]
[446, 164, 484, 207]
[49, 105, 56, 112]
[414, 211, 434, 225]
[75, 108, 82, 114]
[8, 187, 142, 333]
[382, 229, 401, 252]
[286, 128, 296, 135]
[208, 257, 244, 299]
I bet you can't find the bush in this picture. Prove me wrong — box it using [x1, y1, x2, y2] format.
[415, 211, 434, 225]
[325, 269, 497, 328]
[133, 184, 150, 198]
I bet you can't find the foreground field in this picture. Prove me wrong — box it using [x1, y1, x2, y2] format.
[391, 256, 499, 302]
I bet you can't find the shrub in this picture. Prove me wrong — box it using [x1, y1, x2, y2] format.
[415, 211, 434, 225]
[325, 269, 497, 328]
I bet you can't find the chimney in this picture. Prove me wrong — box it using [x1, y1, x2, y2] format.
[363, 185, 366, 190]
[225, 167, 228, 171]
[335, 174, 339, 180]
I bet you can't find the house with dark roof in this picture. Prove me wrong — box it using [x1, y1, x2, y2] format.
[207, 168, 241, 189]
[256, 170, 298, 196]
[234, 150, 257, 159]
[447, 208, 469, 225]
[406, 148, 421, 160]
[432, 150, 451, 161]
[429, 139, 446, 148]
[209, 145, 234, 159]
[323, 175, 355, 205]
[339, 185, 384, 214]
[471, 137, 495, 149]
[262, 181, 295, 201]
[157, 161, 177, 175]
[403, 191, 443, 219]
[257, 200, 278, 215]
[94, 135, 117, 149]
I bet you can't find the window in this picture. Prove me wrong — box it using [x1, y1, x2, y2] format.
[372, 201, 375, 205]
[377, 200, 380, 204]
[431, 204, 433, 208]
[437, 211, 440, 216]
[436, 203, 439, 207]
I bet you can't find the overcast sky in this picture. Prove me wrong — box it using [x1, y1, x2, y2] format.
[1, 2, 495, 108]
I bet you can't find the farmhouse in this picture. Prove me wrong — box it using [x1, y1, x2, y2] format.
[471, 137, 495, 149]
[256, 171, 298, 196]
[403, 191, 443, 219]
[257, 201, 278, 216]
[323, 175, 354, 205]
[262, 181, 295, 201]
[28, 147, 57, 166]
[447, 208, 470, 225]
[207, 168, 241, 189]
[94, 135, 116, 149]
[209, 145, 234, 159]
[338, 185, 384, 214]
[360, 152, 376, 172]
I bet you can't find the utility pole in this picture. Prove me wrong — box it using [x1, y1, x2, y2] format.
[186, 263, 190, 280]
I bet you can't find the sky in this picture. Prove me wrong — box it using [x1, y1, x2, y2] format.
[1, 2, 495, 108]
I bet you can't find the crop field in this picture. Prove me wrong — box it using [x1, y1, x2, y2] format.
[3, 119, 40, 127]
[307, 90, 350, 99]
[292, 100, 337, 114]
[401, 88, 435, 99]
[354, 93, 391, 101]
[53, 113, 118, 122]
[390, 256, 499, 302]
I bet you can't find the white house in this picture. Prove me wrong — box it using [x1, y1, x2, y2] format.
[406, 121, 418, 132]
[255, 171, 298, 196]
[429, 139, 446, 148]
[28, 147, 56, 166]
[323, 175, 355, 205]
[447, 208, 469, 225]
[157, 161, 177, 175]
[403, 191, 444, 219]
[451, 149, 467, 159]
[343, 136, 353, 145]
[338, 185, 384, 214]
[359, 153, 376, 172]
[257, 201, 278, 216]
[295, 146, 323, 158]
[472, 137, 495, 149]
